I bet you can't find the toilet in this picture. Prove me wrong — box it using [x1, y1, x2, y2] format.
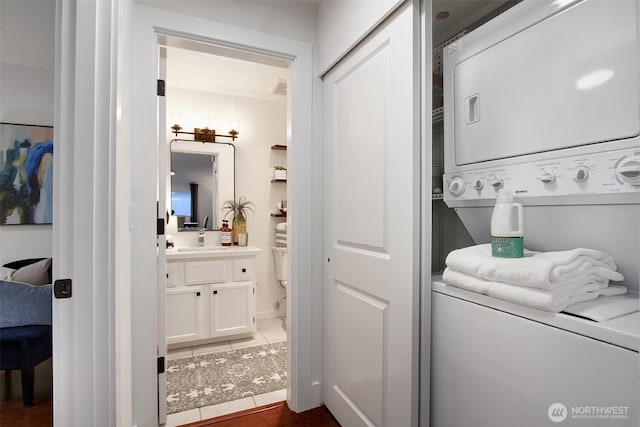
[272, 246, 287, 288]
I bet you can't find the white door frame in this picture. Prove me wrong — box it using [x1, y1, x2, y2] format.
[131, 5, 317, 424]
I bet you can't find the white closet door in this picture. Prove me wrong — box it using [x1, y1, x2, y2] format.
[323, 3, 419, 426]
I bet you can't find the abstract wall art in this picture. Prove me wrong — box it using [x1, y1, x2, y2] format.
[0, 123, 53, 225]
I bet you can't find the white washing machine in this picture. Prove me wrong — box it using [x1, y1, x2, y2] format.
[431, 276, 638, 426]
[432, 0, 640, 425]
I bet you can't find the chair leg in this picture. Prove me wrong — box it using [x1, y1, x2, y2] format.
[20, 368, 34, 407]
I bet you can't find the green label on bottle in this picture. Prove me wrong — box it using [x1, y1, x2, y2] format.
[491, 236, 524, 258]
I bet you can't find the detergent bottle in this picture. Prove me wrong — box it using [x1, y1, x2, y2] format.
[491, 189, 524, 258]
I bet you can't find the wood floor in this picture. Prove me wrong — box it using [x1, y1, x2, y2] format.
[0, 359, 53, 427]
[183, 401, 341, 427]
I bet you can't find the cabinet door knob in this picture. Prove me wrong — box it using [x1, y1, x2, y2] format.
[213, 290, 218, 295]
[196, 291, 201, 296]
[242, 268, 247, 273]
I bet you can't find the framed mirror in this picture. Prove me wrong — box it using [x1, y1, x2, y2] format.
[170, 140, 235, 231]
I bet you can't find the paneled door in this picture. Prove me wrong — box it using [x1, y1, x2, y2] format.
[322, 3, 419, 426]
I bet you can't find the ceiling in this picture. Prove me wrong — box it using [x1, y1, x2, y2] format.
[166, 46, 288, 102]
[165, 0, 513, 99]
[432, 0, 514, 47]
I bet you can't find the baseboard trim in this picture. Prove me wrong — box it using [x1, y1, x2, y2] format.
[257, 310, 285, 320]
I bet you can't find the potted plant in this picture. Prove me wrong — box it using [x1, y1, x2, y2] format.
[273, 166, 287, 180]
[222, 196, 255, 245]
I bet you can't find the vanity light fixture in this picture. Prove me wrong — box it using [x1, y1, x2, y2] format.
[171, 124, 239, 143]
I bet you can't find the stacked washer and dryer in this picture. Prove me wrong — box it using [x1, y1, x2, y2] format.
[431, 0, 640, 425]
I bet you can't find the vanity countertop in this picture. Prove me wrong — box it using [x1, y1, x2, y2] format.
[166, 245, 262, 260]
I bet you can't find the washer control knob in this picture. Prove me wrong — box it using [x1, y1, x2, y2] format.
[538, 172, 556, 184]
[473, 179, 484, 190]
[616, 156, 640, 185]
[448, 177, 466, 197]
[488, 178, 503, 189]
[572, 166, 589, 182]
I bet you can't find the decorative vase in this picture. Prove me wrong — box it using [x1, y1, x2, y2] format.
[232, 219, 247, 245]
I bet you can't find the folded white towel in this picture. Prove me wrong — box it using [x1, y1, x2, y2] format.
[275, 232, 287, 239]
[442, 268, 627, 313]
[275, 238, 287, 245]
[275, 223, 288, 232]
[445, 244, 623, 289]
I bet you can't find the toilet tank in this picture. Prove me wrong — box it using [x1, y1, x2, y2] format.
[272, 247, 287, 281]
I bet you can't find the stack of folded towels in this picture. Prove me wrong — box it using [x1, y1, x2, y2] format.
[443, 244, 627, 313]
[275, 222, 287, 247]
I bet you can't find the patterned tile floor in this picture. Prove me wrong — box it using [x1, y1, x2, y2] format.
[165, 317, 288, 427]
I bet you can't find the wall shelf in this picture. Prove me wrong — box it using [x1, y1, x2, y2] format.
[432, 193, 444, 200]
[271, 179, 287, 183]
[271, 213, 287, 217]
[271, 145, 287, 151]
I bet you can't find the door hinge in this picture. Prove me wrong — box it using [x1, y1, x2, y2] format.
[253, 316, 255, 324]
[253, 288, 255, 295]
[157, 357, 165, 374]
[54, 279, 72, 299]
[157, 79, 165, 97]
[157, 218, 165, 235]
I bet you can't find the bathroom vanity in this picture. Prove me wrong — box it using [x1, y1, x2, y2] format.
[165, 246, 261, 347]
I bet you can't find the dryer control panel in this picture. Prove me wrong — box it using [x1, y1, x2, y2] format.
[443, 147, 640, 206]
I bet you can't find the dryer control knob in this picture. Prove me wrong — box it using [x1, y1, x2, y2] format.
[473, 179, 484, 190]
[538, 172, 556, 184]
[572, 166, 589, 182]
[488, 178, 503, 189]
[616, 156, 640, 185]
[448, 177, 466, 197]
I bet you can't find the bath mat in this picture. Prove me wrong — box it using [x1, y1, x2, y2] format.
[166, 342, 287, 414]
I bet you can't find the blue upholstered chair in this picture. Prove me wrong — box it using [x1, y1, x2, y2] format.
[0, 258, 52, 407]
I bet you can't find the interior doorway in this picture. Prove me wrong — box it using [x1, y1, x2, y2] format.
[157, 36, 293, 426]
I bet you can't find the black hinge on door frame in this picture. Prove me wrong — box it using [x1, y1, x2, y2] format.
[157, 356, 165, 374]
[157, 218, 165, 235]
[157, 79, 165, 97]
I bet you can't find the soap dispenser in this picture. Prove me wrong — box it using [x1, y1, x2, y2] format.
[220, 220, 232, 247]
[198, 228, 205, 246]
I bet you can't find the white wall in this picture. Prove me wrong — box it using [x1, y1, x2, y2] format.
[0, 0, 55, 265]
[136, 0, 317, 45]
[167, 86, 287, 317]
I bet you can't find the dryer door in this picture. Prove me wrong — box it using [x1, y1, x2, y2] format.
[449, 0, 639, 166]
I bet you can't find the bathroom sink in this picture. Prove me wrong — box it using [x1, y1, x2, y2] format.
[176, 246, 228, 252]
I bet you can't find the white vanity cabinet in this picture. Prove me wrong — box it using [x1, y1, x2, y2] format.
[165, 247, 260, 346]
[166, 285, 208, 342]
[210, 282, 254, 337]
